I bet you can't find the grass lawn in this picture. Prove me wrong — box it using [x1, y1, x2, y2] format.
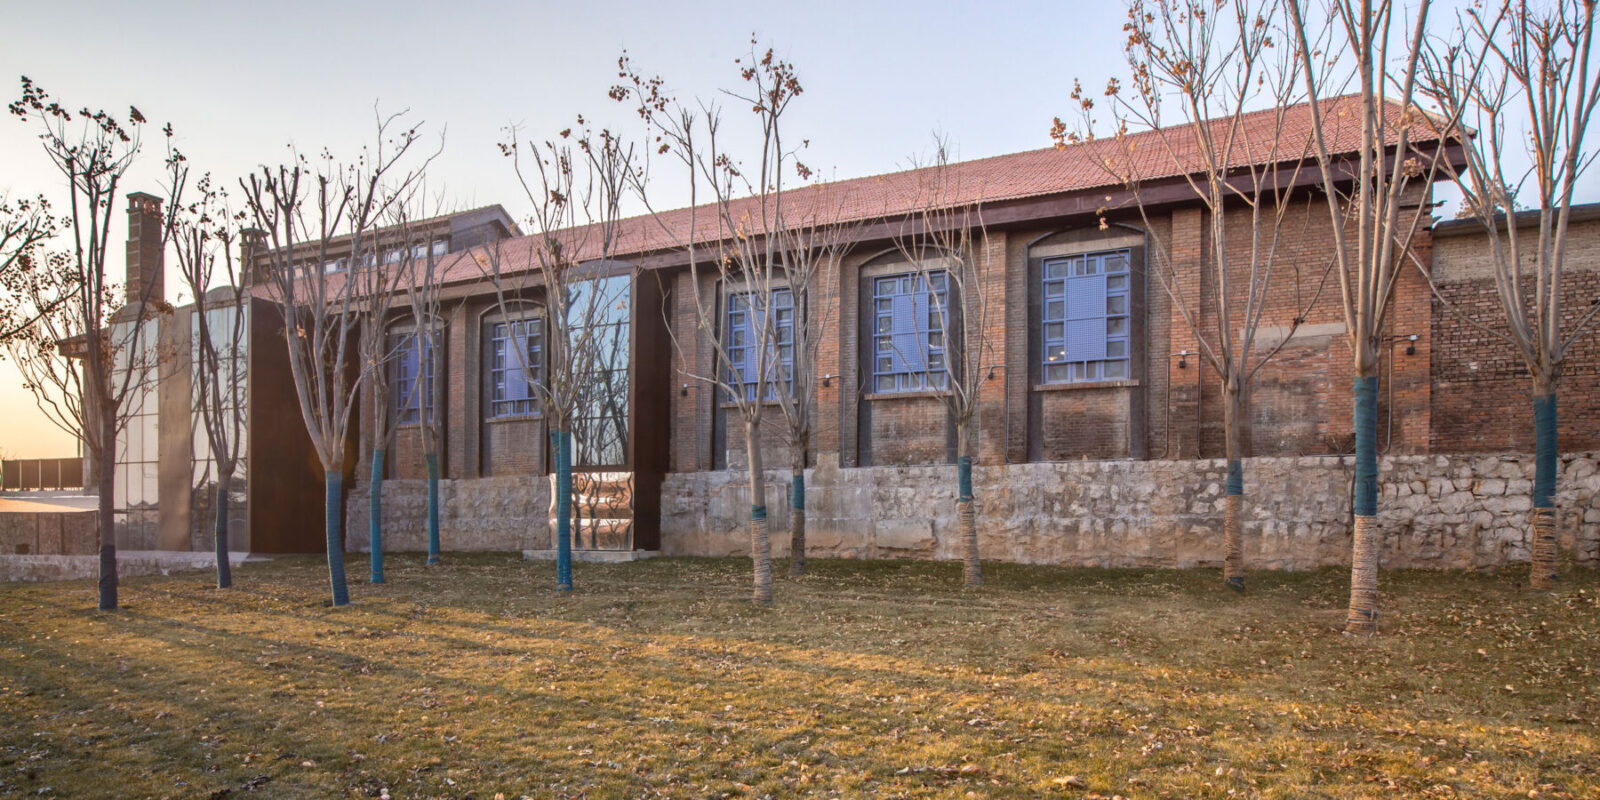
[1, 555, 1597, 799]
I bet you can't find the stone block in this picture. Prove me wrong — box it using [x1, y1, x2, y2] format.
[877, 519, 935, 551]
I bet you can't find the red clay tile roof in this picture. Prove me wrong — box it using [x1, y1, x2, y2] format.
[428, 95, 1451, 287]
[254, 95, 1449, 295]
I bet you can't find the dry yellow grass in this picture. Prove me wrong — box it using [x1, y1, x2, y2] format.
[1, 554, 1597, 799]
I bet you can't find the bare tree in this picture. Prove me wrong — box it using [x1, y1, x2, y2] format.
[770, 188, 854, 577]
[9, 78, 177, 610]
[169, 163, 249, 590]
[617, 44, 812, 604]
[0, 194, 74, 347]
[888, 141, 996, 589]
[1418, 0, 1600, 590]
[352, 178, 437, 582]
[1287, 0, 1468, 632]
[395, 187, 452, 568]
[240, 113, 432, 607]
[1057, 0, 1335, 592]
[480, 121, 640, 593]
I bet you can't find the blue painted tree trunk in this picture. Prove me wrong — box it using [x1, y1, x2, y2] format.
[98, 413, 118, 610]
[1531, 393, 1559, 588]
[788, 470, 806, 577]
[1223, 458, 1244, 592]
[369, 448, 385, 584]
[325, 472, 350, 606]
[213, 480, 232, 589]
[551, 430, 573, 592]
[425, 453, 441, 566]
[1346, 375, 1380, 632]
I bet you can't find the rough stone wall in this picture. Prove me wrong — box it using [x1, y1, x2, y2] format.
[661, 453, 1600, 571]
[344, 475, 550, 553]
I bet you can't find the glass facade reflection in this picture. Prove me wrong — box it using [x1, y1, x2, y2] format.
[190, 303, 249, 548]
[568, 275, 631, 468]
[112, 319, 162, 546]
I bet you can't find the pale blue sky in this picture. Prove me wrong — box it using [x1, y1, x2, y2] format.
[1, 0, 1592, 458]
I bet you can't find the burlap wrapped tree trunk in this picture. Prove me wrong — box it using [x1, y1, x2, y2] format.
[1346, 375, 1381, 634]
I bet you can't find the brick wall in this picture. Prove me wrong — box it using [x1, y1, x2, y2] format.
[1431, 218, 1600, 453]
[1037, 387, 1132, 460]
[864, 396, 950, 465]
[480, 418, 545, 476]
[723, 408, 800, 472]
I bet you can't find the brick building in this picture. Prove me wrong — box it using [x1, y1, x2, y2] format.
[100, 99, 1600, 567]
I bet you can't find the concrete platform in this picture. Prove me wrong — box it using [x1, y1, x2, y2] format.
[521, 549, 661, 563]
[0, 550, 268, 583]
[0, 492, 99, 513]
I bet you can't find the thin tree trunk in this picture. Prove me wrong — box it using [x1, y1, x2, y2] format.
[425, 452, 441, 566]
[369, 448, 385, 584]
[957, 422, 980, 589]
[1346, 373, 1380, 633]
[1530, 386, 1559, 590]
[551, 429, 573, 593]
[788, 436, 807, 577]
[98, 409, 117, 610]
[1223, 380, 1245, 593]
[747, 420, 773, 604]
[325, 471, 350, 606]
[213, 475, 232, 589]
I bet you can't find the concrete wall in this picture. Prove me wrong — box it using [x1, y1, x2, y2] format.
[343, 475, 551, 553]
[0, 511, 98, 556]
[660, 453, 1600, 571]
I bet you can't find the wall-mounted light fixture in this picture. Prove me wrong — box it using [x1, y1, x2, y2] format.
[680, 383, 689, 397]
[1176, 349, 1191, 369]
[1405, 334, 1418, 356]
[821, 374, 834, 388]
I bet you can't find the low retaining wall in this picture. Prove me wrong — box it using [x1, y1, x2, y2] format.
[661, 454, 1600, 571]
[0, 550, 251, 583]
[344, 476, 551, 553]
[0, 510, 98, 556]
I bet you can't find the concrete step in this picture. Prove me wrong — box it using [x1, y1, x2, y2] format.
[521, 549, 659, 563]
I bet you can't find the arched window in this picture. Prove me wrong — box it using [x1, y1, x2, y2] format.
[484, 310, 543, 419]
[725, 287, 794, 401]
[389, 324, 441, 425]
[869, 270, 949, 393]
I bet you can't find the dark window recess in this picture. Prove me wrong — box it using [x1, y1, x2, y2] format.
[390, 330, 439, 425]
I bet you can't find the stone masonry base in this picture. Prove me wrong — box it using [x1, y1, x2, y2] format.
[662, 454, 1600, 571]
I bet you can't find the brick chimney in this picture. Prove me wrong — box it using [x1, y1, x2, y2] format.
[125, 192, 164, 304]
[240, 227, 268, 286]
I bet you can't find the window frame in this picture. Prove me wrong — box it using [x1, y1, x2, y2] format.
[869, 270, 950, 394]
[389, 324, 441, 427]
[1040, 248, 1131, 384]
[484, 312, 544, 420]
[724, 286, 796, 403]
